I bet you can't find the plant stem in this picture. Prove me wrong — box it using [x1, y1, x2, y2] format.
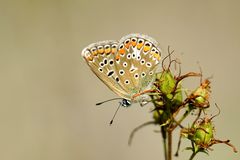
[172, 107, 192, 130]
[161, 127, 167, 160]
[189, 151, 197, 160]
[189, 141, 198, 160]
[167, 130, 172, 160]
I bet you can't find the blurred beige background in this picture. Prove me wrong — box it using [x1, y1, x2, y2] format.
[0, 0, 239, 160]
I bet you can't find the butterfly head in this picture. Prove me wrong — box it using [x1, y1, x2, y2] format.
[121, 99, 131, 107]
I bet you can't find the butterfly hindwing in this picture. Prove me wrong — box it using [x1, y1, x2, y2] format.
[113, 34, 162, 99]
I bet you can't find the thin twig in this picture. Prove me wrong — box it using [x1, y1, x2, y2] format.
[167, 129, 173, 160]
[161, 126, 168, 160]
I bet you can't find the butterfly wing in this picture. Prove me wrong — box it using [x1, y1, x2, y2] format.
[81, 40, 130, 99]
[82, 34, 162, 101]
[113, 34, 162, 99]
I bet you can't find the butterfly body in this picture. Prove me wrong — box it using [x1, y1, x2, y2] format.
[82, 33, 161, 104]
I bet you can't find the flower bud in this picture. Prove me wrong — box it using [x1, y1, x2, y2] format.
[193, 118, 214, 146]
[190, 79, 211, 108]
[155, 71, 176, 95]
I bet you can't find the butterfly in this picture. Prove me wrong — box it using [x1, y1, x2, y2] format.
[81, 33, 161, 108]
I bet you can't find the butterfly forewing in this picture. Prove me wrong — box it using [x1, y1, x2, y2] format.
[82, 40, 129, 99]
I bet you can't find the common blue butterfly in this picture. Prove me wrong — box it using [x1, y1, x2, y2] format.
[82, 33, 161, 108]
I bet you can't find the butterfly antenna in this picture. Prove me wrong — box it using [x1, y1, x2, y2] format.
[96, 98, 123, 106]
[109, 103, 121, 125]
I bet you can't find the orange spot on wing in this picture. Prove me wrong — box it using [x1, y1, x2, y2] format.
[115, 54, 120, 60]
[137, 43, 144, 50]
[154, 54, 161, 60]
[131, 41, 137, 47]
[105, 48, 111, 55]
[125, 43, 130, 49]
[112, 48, 117, 54]
[119, 48, 125, 55]
[92, 50, 98, 56]
[151, 51, 161, 60]
[98, 48, 104, 54]
[86, 56, 93, 61]
[143, 46, 150, 52]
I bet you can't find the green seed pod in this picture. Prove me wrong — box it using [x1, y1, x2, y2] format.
[153, 110, 163, 123]
[190, 79, 211, 108]
[155, 71, 176, 95]
[193, 119, 214, 146]
[172, 84, 183, 107]
[152, 71, 183, 115]
[180, 117, 215, 151]
[153, 109, 170, 125]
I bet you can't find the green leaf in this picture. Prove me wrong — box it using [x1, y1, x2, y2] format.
[198, 149, 209, 155]
[185, 147, 194, 151]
